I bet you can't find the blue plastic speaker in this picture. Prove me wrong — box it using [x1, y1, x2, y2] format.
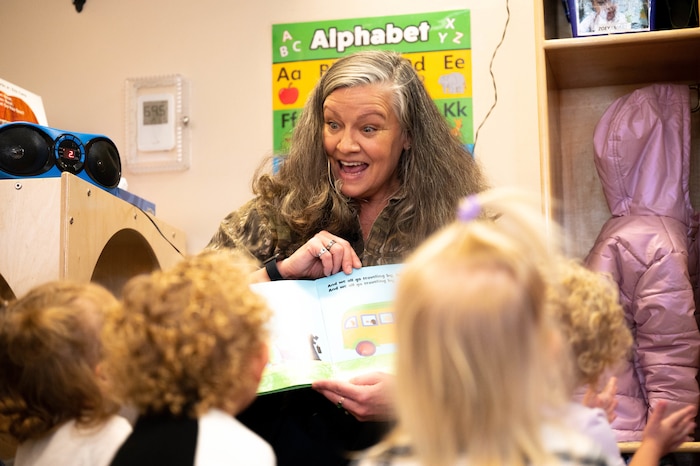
[0, 122, 122, 193]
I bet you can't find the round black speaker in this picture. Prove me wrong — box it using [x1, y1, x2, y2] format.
[84, 137, 121, 188]
[0, 124, 54, 176]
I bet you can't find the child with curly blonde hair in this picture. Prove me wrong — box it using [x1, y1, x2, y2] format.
[550, 258, 695, 466]
[0, 281, 132, 466]
[103, 249, 275, 466]
[552, 259, 632, 409]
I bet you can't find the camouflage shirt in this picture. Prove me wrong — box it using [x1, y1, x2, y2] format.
[206, 195, 410, 266]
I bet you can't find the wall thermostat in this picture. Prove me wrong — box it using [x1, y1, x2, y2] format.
[137, 92, 175, 152]
[126, 74, 190, 173]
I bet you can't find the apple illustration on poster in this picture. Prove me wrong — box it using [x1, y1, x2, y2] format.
[279, 83, 299, 105]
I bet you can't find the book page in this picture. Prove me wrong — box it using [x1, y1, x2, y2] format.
[314, 264, 402, 381]
[252, 264, 403, 394]
[252, 279, 332, 394]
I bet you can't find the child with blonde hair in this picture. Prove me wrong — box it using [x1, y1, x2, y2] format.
[0, 281, 132, 466]
[354, 188, 609, 466]
[103, 249, 275, 466]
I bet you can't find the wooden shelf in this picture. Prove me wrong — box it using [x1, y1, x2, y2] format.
[618, 441, 700, 454]
[544, 28, 700, 89]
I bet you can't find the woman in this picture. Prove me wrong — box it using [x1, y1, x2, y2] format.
[207, 49, 487, 279]
[207, 50, 488, 465]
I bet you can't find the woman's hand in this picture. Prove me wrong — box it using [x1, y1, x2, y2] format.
[312, 372, 395, 422]
[277, 230, 362, 279]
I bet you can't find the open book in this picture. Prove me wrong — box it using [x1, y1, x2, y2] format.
[251, 263, 402, 394]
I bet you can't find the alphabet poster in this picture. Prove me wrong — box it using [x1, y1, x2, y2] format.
[272, 10, 472, 157]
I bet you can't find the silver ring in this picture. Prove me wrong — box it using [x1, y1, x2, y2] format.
[336, 397, 344, 409]
[326, 240, 336, 250]
[317, 247, 328, 258]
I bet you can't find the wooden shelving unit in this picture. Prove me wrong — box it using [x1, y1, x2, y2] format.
[534, 0, 700, 258]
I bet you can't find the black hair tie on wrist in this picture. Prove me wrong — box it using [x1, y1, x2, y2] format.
[264, 254, 284, 281]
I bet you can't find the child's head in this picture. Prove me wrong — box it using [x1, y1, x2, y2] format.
[549, 258, 632, 389]
[102, 249, 271, 418]
[392, 188, 569, 466]
[0, 281, 120, 442]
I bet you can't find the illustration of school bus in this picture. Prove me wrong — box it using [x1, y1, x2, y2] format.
[342, 301, 395, 357]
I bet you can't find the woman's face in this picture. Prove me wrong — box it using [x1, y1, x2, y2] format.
[323, 84, 410, 203]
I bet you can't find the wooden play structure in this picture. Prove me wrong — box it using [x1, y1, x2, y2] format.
[0, 172, 186, 301]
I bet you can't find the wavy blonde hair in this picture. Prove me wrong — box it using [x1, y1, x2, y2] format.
[549, 258, 632, 388]
[0, 281, 120, 442]
[254, 49, 488, 252]
[379, 188, 570, 466]
[102, 249, 271, 418]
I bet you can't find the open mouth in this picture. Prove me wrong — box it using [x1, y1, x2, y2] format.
[340, 160, 368, 175]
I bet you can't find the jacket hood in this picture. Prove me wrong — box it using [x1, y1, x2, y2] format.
[593, 84, 693, 223]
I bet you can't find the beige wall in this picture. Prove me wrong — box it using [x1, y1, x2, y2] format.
[1, 0, 541, 253]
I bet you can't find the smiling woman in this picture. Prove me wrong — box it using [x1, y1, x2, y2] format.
[205, 49, 489, 466]
[322, 84, 408, 212]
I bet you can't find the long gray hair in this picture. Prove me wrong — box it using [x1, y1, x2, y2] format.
[254, 50, 488, 252]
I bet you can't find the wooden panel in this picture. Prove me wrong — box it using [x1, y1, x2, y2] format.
[557, 85, 640, 258]
[62, 173, 186, 288]
[0, 177, 63, 299]
[0, 173, 186, 298]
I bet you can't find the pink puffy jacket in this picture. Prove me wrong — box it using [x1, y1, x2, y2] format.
[584, 83, 700, 441]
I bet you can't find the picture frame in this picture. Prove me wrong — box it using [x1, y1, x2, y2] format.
[568, 0, 655, 37]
